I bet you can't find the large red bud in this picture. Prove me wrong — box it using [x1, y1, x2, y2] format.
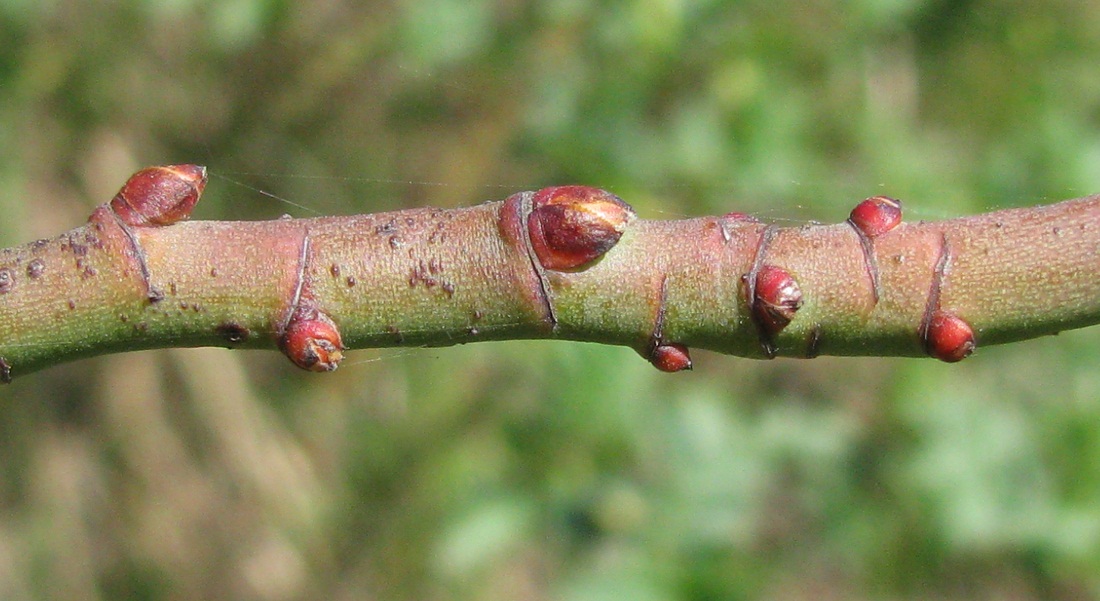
[110, 164, 207, 227]
[527, 186, 634, 271]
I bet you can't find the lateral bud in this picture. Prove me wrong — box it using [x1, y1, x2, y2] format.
[848, 196, 902, 238]
[110, 164, 207, 227]
[924, 310, 975, 363]
[280, 307, 345, 372]
[527, 186, 634, 271]
[750, 265, 803, 335]
[647, 343, 693, 372]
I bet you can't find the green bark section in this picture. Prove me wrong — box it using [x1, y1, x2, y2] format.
[2, 194, 1100, 380]
[0, 212, 150, 373]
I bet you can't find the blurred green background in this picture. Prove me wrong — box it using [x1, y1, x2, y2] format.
[3, 1, 1100, 599]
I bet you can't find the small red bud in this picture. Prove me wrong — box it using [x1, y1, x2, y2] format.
[527, 186, 634, 271]
[281, 309, 344, 372]
[848, 196, 902, 238]
[649, 343, 692, 372]
[924, 310, 975, 363]
[110, 164, 207, 227]
[752, 265, 803, 335]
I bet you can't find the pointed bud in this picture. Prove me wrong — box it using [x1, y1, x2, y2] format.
[527, 186, 634, 271]
[924, 310, 975, 363]
[110, 164, 207, 227]
[848, 196, 902, 238]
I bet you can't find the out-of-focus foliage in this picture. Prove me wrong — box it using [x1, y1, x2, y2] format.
[2, 1, 1100, 599]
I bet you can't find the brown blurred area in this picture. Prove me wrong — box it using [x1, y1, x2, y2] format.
[3, 1, 1100, 599]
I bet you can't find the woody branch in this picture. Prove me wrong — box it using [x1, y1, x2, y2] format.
[1, 165, 1099, 383]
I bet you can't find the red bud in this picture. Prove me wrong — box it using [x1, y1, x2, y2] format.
[848, 196, 902, 238]
[752, 265, 803, 335]
[110, 165, 207, 227]
[649, 343, 693, 372]
[281, 308, 344, 372]
[527, 186, 634, 271]
[924, 310, 975, 363]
